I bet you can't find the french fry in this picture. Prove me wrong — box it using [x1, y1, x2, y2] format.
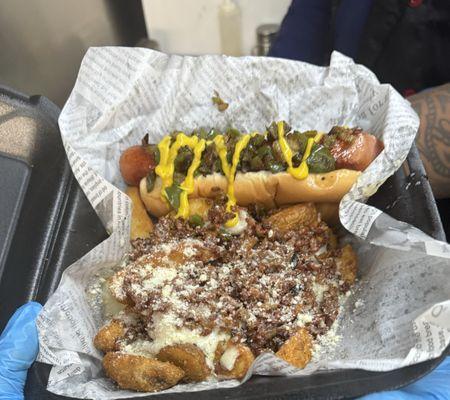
[103, 352, 185, 392]
[94, 320, 125, 353]
[336, 244, 357, 285]
[157, 344, 210, 382]
[263, 203, 319, 233]
[135, 239, 218, 267]
[216, 342, 255, 380]
[276, 328, 312, 369]
[316, 202, 340, 227]
[126, 186, 153, 239]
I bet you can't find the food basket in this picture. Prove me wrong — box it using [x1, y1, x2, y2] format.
[0, 85, 447, 399]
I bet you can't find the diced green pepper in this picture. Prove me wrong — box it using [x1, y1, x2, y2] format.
[207, 128, 221, 140]
[329, 126, 356, 143]
[173, 172, 185, 185]
[189, 214, 204, 227]
[146, 170, 156, 192]
[146, 144, 160, 164]
[323, 134, 337, 149]
[250, 156, 265, 171]
[212, 91, 229, 112]
[268, 161, 285, 173]
[266, 122, 278, 141]
[292, 152, 303, 167]
[267, 121, 291, 141]
[306, 145, 335, 173]
[251, 134, 265, 147]
[271, 141, 285, 163]
[241, 146, 254, 164]
[197, 128, 209, 140]
[304, 130, 318, 138]
[257, 145, 272, 158]
[165, 184, 182, 211]
[214, 159, 222, 172]
[224, 129, 242, 163]
[286, 132, 307, 154]
[196, 128, 221, 141]
[174, 146, 193, 173]
[226, 128, 241, 140]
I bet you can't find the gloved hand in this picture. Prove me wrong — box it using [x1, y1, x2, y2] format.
[0, 302, 42, 400]
[360, 356, 450, 400]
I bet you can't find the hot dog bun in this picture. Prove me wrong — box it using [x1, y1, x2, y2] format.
[139, 169, 360, 217]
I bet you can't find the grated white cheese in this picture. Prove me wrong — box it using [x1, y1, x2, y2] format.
[209, 278, 218, 289]
[313, 320, 341, 358]
[296, 312, 314, 327]
[115, 310, 138, 325]
[142, 267, 177, 290]
[161, 284, 172, 298]
[312, 281, 328, 303]
[182, 245, 197, 257]
[158, 243, 175, 254]
[109, 272, 126, 301]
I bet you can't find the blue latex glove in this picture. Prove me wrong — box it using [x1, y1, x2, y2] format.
[360, 357, 450, 400]
[0, 302, 42, 400]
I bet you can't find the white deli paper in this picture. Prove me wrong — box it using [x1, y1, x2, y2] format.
[36, 47, 450, 399]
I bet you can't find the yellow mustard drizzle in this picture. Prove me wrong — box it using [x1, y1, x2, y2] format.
[155, 133, 207, 218]
[212, 135, 231, 177]
[222, 133, 257, 227]
[154, 123, 320, 226]
[277, 121, 321, 179]
[176, 138, 206, 219]
[314, 132, 324, 143]
[154, 136, 172, 189]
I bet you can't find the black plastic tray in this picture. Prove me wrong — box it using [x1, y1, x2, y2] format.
[0, 85, 447, 399]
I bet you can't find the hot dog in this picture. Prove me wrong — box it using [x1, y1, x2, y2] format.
[119, 122, 383, 225]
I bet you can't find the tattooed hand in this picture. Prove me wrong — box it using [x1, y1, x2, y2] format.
[410, 84, 450, 199]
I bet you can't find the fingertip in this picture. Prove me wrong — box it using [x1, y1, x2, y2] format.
[9, 302, 42, 324]
[24, 301, 43, 315]
[0, 301, 42, 391]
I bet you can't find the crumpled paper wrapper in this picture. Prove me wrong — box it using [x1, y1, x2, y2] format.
[36, 47, 450, 399]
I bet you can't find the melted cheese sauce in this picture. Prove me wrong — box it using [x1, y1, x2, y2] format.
[123, 312, 230, 369]
[154, 123, 320, 227]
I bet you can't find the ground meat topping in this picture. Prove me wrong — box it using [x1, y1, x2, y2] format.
[112, 205, 351, 355]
